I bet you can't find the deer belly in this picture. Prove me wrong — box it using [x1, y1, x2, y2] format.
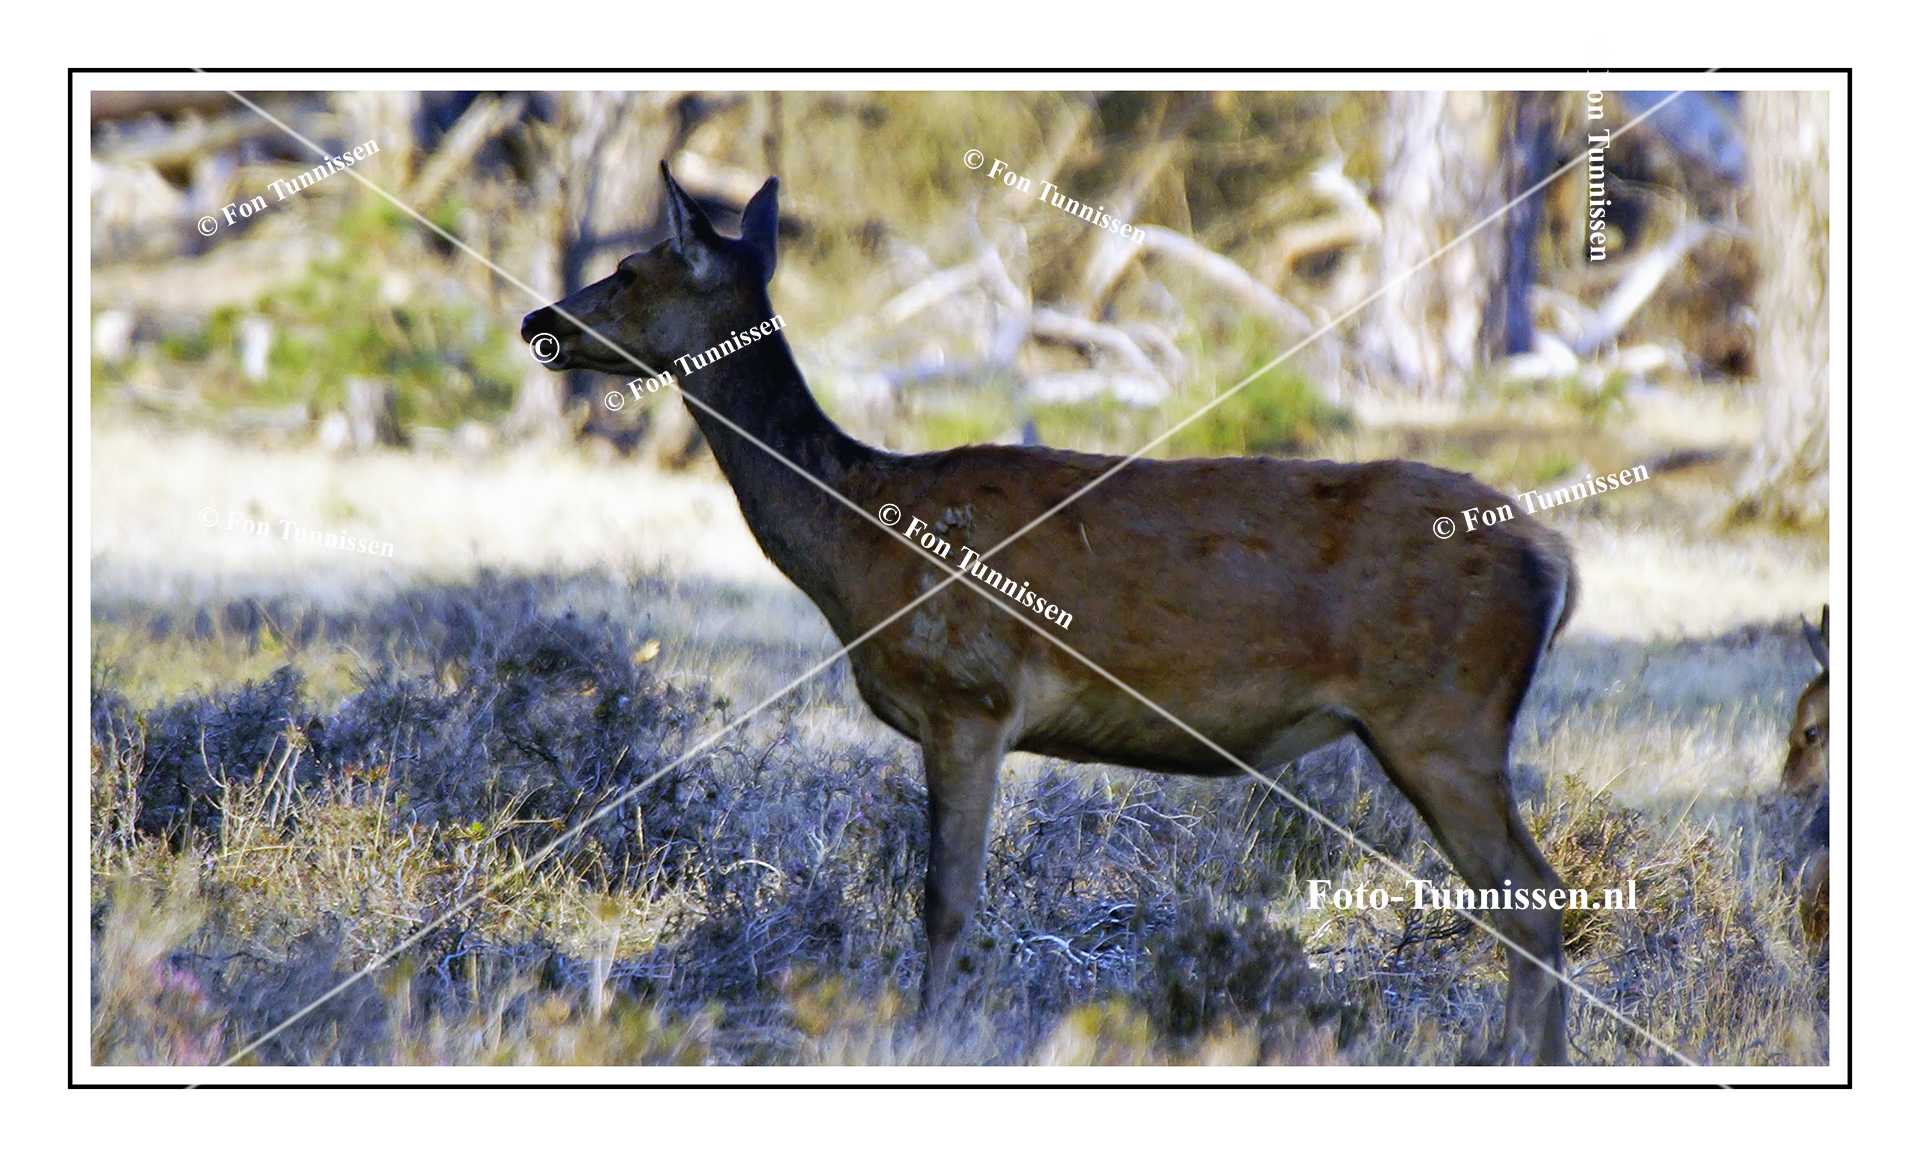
[1016, 668, 1350, 774]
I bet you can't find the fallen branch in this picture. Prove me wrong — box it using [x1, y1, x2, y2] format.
[888, 262, 988, 326]
[834, 228, 1031, 354]
[1133, 225, 1316, 337]
[1269, 208, 1381, 290]
[1030, 308, 1162, 379]
[1005, 96, 1097, 212]
[1119, 321, 1186, 380]
[1023, 371, 1169, 407]
[1573, 221, 1716, 354]
[406, 94, 528, 209]
[1075, 135, 1182, 312]
[94, 111, 298, 174]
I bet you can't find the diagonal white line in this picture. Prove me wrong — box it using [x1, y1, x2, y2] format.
[945, 83, 1712, 583]
[205, 608, 921, 1068]
[203, 87, 676, 384]
[191, 77, 1717, 1074]
[946, 574, 1709, 1069]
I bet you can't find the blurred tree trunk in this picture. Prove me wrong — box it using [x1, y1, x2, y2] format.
[1481, 92, 1558, 359]
[337, 92, 419, 186]
[1735, 92, 1830, 525]
[509, 92, 688, 447]
[1362, 92, 1534, 398]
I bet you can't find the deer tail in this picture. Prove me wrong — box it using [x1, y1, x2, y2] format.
[1533, 536, 1579, 652]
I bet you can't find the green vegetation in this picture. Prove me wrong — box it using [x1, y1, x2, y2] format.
[1015, 369, 1351, 461]
[1557, 370, 1635, 424]
[248, 234, 519, 428]
[1161, 370, 1352, 458]
[97, 202, 522, 431]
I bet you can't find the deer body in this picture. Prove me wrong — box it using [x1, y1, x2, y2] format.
[838, 447, 1558, 770]
[1783, 607, 1830, 950]
[525, 166, 1580, 1063]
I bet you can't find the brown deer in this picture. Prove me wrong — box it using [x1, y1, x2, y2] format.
[523, 166, 1582, 1063]
[1782, 606, 1829, 949]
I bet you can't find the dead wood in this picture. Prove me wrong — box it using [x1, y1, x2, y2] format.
[1132, 225, 1315, 338]
[1030, 308, 1161, 379]
[407, 95, 528, 210]
[1573, 220, 1715, 354]
[1004, 96, 1098, 212]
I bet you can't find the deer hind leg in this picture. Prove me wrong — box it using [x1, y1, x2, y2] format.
[919, 714, 1011, 1012]
[1362, 730, 1569, 1065]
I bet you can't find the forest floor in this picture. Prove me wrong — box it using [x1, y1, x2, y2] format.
[87, 384, 1834, 1068]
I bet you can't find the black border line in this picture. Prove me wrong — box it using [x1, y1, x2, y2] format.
[71, 65, 1843, 1097]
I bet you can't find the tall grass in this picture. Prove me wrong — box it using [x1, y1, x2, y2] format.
[90, 573, 1827, 1066]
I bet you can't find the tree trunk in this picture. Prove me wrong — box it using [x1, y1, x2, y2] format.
[509, 92, 701, 452]
[1481, 92, 1558, 359]
[337, 92, 419, 186]
[1361, 91, 1560, 399]
[1735, 92, 1830, 525]
[506, 180, 568, 444]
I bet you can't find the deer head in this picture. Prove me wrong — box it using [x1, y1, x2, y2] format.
[1782, 605, 1829, 795]
[519, 163, 781, 382]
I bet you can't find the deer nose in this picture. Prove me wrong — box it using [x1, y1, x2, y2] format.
[519, 310, 547, 342]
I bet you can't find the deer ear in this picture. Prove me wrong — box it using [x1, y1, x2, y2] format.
[1805, 607, 1830, 669]
[660, 161, 721, 279]
[740, 177, 779, 282]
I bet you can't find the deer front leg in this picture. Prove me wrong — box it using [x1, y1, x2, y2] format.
[920, 715, 1010, 1012]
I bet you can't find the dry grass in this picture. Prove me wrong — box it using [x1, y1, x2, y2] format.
[89, 401, 1830, 1068]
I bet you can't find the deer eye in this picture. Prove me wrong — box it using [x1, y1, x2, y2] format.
[1803, 725, 1822, 744]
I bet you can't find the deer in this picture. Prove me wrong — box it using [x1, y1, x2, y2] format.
[1781, 606, 1830, 950]
[522, 165, 1582, 1063]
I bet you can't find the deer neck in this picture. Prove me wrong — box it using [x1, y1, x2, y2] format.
[675, 319, 877, 612]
